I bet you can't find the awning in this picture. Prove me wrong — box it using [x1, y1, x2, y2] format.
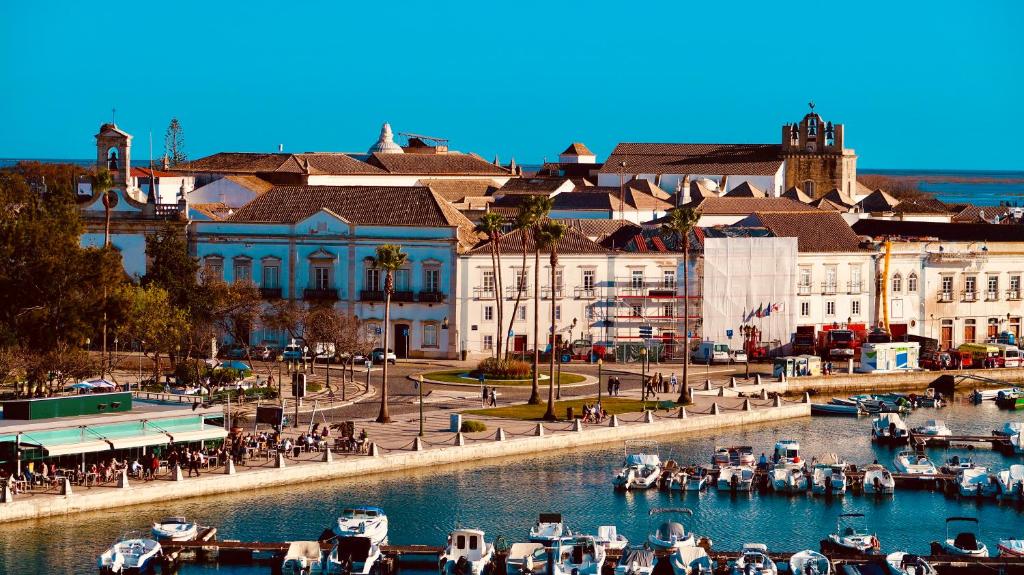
[166, 427, 227, 444]
[108, 434, 171, 450]
[38, 439, 113, 456]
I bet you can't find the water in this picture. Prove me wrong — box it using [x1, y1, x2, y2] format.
[0, 401, 1020, 574]
[861, 169, 1024, 207]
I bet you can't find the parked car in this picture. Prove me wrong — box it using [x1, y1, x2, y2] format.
[251, 346, 272, 360]
[282, 344, 304, 361]
[731, 349, 749, 364]
[371, 348, 397, 365]
[920, 352, 953, 371]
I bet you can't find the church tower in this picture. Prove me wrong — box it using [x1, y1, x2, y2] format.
[780, 104, 857, 199]
[95, 123, 133, 192]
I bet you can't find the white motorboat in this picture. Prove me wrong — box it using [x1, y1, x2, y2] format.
[939, 455, 975, 474]
[810, 456, 847, 496]
[647, 508, 703, 551]
[912, 419, 952, 437]
[335, 506, 389, 545]
[770, 464, 808, 494]
[98, 533, 162, 574]
[282, 541, 325, 575]
[957, 467, 999, 498]
[732, 543, 777, 575]
[440, 528, 495, 575]
[326, 536, 382, 575]
[995, 421, 1023, 437]
[151, 516, 198, 542]
[862, 464, 895, 495]
[931, 517, 989, 557]
[822, 513, 879, 555]
[871, 413, 910, 444]
[712, 446, 754, 468]
[595, 526, 629, 551]
[552, 536, 605, 575]
[667, 546, 712, 575]
[998, 538, 1024, 558]
[773, 439, 801, 464]
[669, 467, 710, 491]
[893, 451, 938, 475]
[612, 454, 662, 490]
[529, 513, 572, 544]
[789, 550, 831, 574]
[973, 387, 1019, 402]
[717, 466, 754, 492]
[505, 543, 547, 575]
[885, 552, 937, 575]
[997, 465, 1024, 501]
[613, 547, 655, 575]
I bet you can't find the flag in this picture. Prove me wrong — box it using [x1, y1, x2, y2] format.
[764, 302, 772, 317]
[755, 303, 763, 318]
[773, 302, 783, 312]
[741, 307, 748, 323]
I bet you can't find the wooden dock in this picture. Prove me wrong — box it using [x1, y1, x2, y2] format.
[909, 430, 1015, 454]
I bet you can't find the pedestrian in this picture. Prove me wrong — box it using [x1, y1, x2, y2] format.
[489, 388, 497, 407]
[614, 376, 621, 396]
[670, 373, 678, 393]
[482, 384, 489, 407]
[607, 376, 614, 397]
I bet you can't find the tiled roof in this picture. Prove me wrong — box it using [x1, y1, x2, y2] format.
[754, 211, 865, 252]
[552, 188, 673, 212]
[675, 197, 821, 216]
[722, 181, 766, 198]
[810, 198, 849, 212]
[626, 179, 672, 200]
[469, 225, 609, 255]
[892, 196, 951, 214]
[780, 186, 812, 203]
[599, 143, 784, 176]
[190, 202, 233, 221]
[224, 175, 274, 195]
[561, 142, 594, 156]
[952, 205, 1012, 223]
[600, 226, 693, 253]
[852, 219, 1024, 242]
[131, 167, 179, 178]
[857, 189, 900, 212]
[420, 179, 499, 202]
[367, 152, 510, 175]
[558, 219, 639, 242]
[497, 177, 571, 194]
[174, 152, 386, 175]
[821, 188, 855, 208]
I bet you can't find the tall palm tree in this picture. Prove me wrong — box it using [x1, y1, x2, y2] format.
[371, 244, 408, 423]
[659, 207, 700, 412]
[504, 205, 536, 359]
[521, 195, 553, 404]
[93, 169, 114, 247]
[536, 220, 566, 421]
[475, 212, 505, 358]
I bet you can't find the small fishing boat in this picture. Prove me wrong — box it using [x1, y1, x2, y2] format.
[669, 467, 710, 491]
[440, 528, 495, 575]
[972, 387, 1018, 403]
[871, 413, 910, 444]
[712, 446, 754, 468]
[789, 550, 831, 574]
[717, 465, 754, 492]
[529, 513, 572, 544]
[97, 533, 162, 574]
[552, 536, 605, 575]
[912, 419, 952, 438]
[998, 538, 1024, 558]
[731, 543, 777, 575]
[957, 467, 999, 498]
[613, 546, 655, 575]
[612, 454, 662, 490]
[505, 543, 546, 575]
[595, 526, 629, 551]
[930, 517, 989, 558]
[659, 461, 682, 489]
[994, 421, 1023, 437]
[811, 403, 864, 416]
[667, 546, 712, 575]
[885, 552, 937, 575]
[809, 455, 847, 496]
[862, 464, 895, 495]
[326, 536, 382, 575]
[995, 389, 1024, 409]
[893, 451, 938, 475]
[151, 516, 198, 542]
[939, 455, 975, 475]
[334, 506, 389, 545]
[770, 464, 808, 494]
[772, 439, 802, 464]
[821, 513, 879, 555]
[282, 541, 326, 575]
[647, 508, 709, 551]
[912, 388, 944, 408]
[997, 465, 1024, 501]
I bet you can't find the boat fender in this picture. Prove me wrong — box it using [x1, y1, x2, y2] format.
[871, 536, 880, 549]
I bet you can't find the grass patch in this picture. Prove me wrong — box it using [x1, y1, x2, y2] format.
[460, 420, 488, 432]
[423, 370, 586, 386]
[464, 397, 684, 421]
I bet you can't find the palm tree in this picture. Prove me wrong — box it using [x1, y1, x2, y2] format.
[659, 207, 700, 412]
[371, 244, 408, 423]
[504, 206, 536, 358]
[536, 220, 566, 421]
[92, 169, 114, 247]
[521, 195, 553, 404]
[475, 212, 505, 358]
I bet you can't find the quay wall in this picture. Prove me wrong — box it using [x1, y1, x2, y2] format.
[0, 404, 808, 524]
[752, 367, 1024, 396]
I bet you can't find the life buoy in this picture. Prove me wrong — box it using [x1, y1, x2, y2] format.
[871, 536, 880, 549]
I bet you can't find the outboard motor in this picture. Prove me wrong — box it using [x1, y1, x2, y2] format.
[731, 473, 739, 491]
[455, 556, 470, 575]
[873, 476, 881, 492]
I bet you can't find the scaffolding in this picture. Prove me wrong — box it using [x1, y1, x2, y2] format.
[609, 274, 701, 360]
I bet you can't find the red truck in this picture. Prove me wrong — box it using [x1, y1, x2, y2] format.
[792, 326, 816, 355]
[816, 323, 866, 360]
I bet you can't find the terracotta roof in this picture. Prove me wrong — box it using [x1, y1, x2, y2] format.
[810, 198, 849, 212]
[852, 219, 1024, 242]
[367, 152, 510, 176]
[599, 143, 783, 176]
[558, 219, 639, 242]
[674, 197, 821, 216]
[190, 202, 232, 221]
[552, 188, 673, 212]
[855, 181, 874, 197]
[131, 167, 179, 178]
[469, 225, 609, 255]
[625, 178, 672, 200]
[722, 181, 766, 198]
[857, 189, 900, 212]
[224, 175, 274, 195]
[892, 196, 950, 215]
[821, 188, 855, 208]
[174, 152, 385, 175]
[780, 186, 812, 203]
[561, 142, 594, 156]
[497, 177, 571, 194]
[420, 179, 499, 202]
[952, 205, 1012, 223]
[753, 211, 865, 252]
[600, 226, 692, 253]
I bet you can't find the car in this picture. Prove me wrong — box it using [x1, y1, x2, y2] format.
[225, 346, 249, 359]
[282, 344, 304, 361]
[731, 349, 749, 364]
[371, 348, 397, 365]
[251, 346, 272, 360]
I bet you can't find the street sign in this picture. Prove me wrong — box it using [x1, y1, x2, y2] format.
[402, 328, 408, 337]
[478, 374, 485, 383]
[365, 360, 372, 370]
[639, 325, 653, 338]
[508, 330, 514, 338]
[726, 329, 734, 339]
[375, 327, 382, 335]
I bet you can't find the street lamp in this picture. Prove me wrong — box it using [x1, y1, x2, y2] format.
[365, 359, 372, 392]
[639, 346, 648, 403]
[597, 358, 603, 404]
[417, 375, 425, 437]
[138, 340, 145, 391]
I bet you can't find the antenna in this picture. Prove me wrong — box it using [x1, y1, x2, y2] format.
[112, 107, 117, 124]
[279, 144, 284, 153]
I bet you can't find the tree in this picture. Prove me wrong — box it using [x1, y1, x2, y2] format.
[520, 195, 553, 405]
[206, 279, 263, 369]
[92, 169, 114, 248]
[263, 300, 308, 348]
[115, 284, 190, 382]
[370, 244, 408, 423]
[143, 224, 200, 310]
[475, 212, 505, 358]
[536, 220, 565, 421]
[660, 207, 700, 411]
[164, 118, 187, 166]
[504, 205, 537, 360]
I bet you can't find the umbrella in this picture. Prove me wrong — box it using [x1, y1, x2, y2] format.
[86, 378, 117, 389]
[204, 358, 221, 368]
[66, 382, 94, 390]
[218, 360, 252, 372]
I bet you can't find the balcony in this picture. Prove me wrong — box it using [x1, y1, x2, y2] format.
[986, 291, 999, 302]
[506, 285, 530, 299]
[419, 291, 447, 303]
[847, 281, 863, 295]
[962, 291, 978, 303]
[541, 286, 564, 299]
[473, 287, 496, 300]
[575, 287, 597, 299]
[259, 287, 283, 299]
[798, 284, 812, 296]
[359, 290, 385, 302]
[821, 282, 838, 296]
[392, 291, 415, 302]
[937, 292, 954, 303]
[304, 288, 339, 301]
[1008, 290, 1021, 301]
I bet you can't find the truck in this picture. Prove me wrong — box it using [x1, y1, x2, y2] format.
[743, 325, 771, 362]
[816, 325, 862, 360]
[693, 341, 731, 364]
[792, 326, 816, 355]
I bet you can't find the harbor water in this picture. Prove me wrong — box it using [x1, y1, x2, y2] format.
[0, 400, 1019, 574]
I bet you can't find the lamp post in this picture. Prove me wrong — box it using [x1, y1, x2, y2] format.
[597, 358, 603, 404]
[556, 347, 563, 400]
[138, 340, 144, 391]
[639, 346, 648, 403]
[365, 359, 372, 392]
[417, 375, 425, 437]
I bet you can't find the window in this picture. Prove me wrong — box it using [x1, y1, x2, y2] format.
[515, 269, 528, 291]
[662, 270, 676, 288]
[799, 268, 811, 294]
[482, 270, 495, 292]
[262, 264, 280, 288]
[988, 318, 999, 339]
[803, 180, 815, 197]
[892, 273, 902, 293]
[825, 301, 836, 316]
[483, 306, 494, 321]
[800, 301, 810, 317]
[204, 257, 223, 281]
[424, 268, 441, 293]
[394, 269, 410, 292]
[631, 270, 644, 289]
[824, 266, 837, 293]
[964, 319, 977, 343]
[907, 272, 918, 292]
[1011, 275, 1022, 298]
[965, 275, 977, 295]
[662, 303, 674, 318]
[314, 266, 331, 289]
[423, 324, 438, 348]
[518, 306, 527, 321]
[583, 270, 595, 291]
[987, 276, 999, 300]
[851, 300, 861, 316]
[483, 335, 494, 350]
[365, 268, 380, 291]
[850, 267, 862, 293]
[586, 305, 595, 320]
[553, 268, 563, 288]
[554, 305, 561, 321]
[631, 304, 643, 317]
[1010, 317, 1021, 340]
[233, 259, 252, 283]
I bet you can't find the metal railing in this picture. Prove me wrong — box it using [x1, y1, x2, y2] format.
[418, 291, 446, 303]
[937, 292, 954, 303]
[304, 288, 339, 301]
[986, 291, 999, 301]
[962, 291, 978, 302]
[798, 284, 812, 296]
[392, 291, 415, 302]
[473, 287, 496, 299]
[821, 282, 838, 295]
[506, 285, 530, 299]
[1008, 290, 1021, 301]
[359, 290, 384, 302]
[574, 287, 597, 299]
[541, 286, 564, 299]
[847, 281, 863, 294]
[259, 287, 283, 299]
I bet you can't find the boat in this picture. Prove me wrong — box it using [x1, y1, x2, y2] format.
[939, 455, 975, 474]
[326, 536, 383, 575]
[811, 403, 865, 416]
[972, 387, 1019, 403]
[994, 421, 1023, 437]
[282, 541, 326, 575]
[871, 413, 910, 444]
[150, 516, 198, 542]
[893, 451, 937, 475]
[612, 454, 662, 490]
[862, 464, 895, 495]
[97, 533, 162, 574]
[1013, 433, 1024, 455]
[997, 465, 1024, 501]
[716, 465, 754, 492]
[930, 517, 989, 557]
[669, 467, 710, 491]
[789, 550, 831, 574]
[998, 539, 1024, 558]
[552, 536, 605, 575]
[666, 546, 712, 575]
[957, 467, 1000, 498]
[659, 461, 682, 489]
[770, 464, 808, 494]
[712, 446, 754, 468]
[885, 552, 937, 575]
[613, 546, 655, 575]
[440, 528, 495, 575]
[821, 513, 879, 555]
[912, 388, 944, 408]
[594, 526, 629, 551]
[506, 543, 547, 575]
[772, 439, 802, 464]
[529, 513, 572, 544]
[809, 455, 847, 496]
[647, 508, 709, 551]
[732, 543, 777, 575]
[995, 389, 1024, 409]
[334, 506, 389, 545]
[912, 419, 952, 438]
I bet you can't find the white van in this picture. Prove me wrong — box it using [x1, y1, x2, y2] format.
[993, 343, 1022, 368]
[693, 341, 731, 364]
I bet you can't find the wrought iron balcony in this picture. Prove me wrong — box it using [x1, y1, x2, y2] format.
[304, 288, 339, 301]
[506, 285, 530, 299]
[847, 281, 863, 295]
[937, 291, 954, 303]
[473, 287, 496, 300]
[574, 287, 597, 299]
[359, 290, 385, 302]
[1008, 289, 1021, 301]
[391, 291, 415, 302]
[962, 291, 978, 302]
[821, 282, 838, 296]
[986, 291, 999, 301]
[541, 286, 564, 299]
[798, 284, 812, 296]
[259, 287, 283, 299]
[419, 291, 447, 303]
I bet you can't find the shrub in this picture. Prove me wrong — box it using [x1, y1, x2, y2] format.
[461, 420, 487, 433]
[306, 381, 323, 393]
[474, 358, 531, 380]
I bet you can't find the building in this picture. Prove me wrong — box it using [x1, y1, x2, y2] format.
[654, 197, 823, 227]
[780, 106, 857, 199]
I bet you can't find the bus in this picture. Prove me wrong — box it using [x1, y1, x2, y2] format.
[957, 343, 1001, 368]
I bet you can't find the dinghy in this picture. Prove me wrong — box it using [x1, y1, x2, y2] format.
[789, 550, 831, 574]
[885, 552, 937, 575]
[893, 451, 938, 475]
[151, 516, 198, 542]
[98, 533, 162, 574]
[821, 513, 879, 555]
[862, 464, 895, 495]
[731, 543, 777, 575]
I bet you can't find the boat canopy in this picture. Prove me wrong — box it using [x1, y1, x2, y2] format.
[618, 548, 654, 567]
[625, 454, 660, 466]
[284, 541, 323, 562]
[334, 536, 373, 562]
[656, 522, 685, 541]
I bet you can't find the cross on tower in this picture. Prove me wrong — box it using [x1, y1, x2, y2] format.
[111, 107, 117, 124]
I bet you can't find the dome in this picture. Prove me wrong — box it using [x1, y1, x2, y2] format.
[368, 122, 404, 154]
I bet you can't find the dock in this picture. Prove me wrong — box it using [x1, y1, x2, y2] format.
[909, 430, 1015, 454]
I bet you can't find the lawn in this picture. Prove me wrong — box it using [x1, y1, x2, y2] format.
[464, 396, 684, 421]
[423, 369, 586, 387]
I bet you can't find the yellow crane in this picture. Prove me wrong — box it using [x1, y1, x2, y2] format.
[880, 239, 892, 335]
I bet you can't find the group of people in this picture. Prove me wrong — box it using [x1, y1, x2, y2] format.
[605, 376, 623, 396]
[642, 372, 680, 399]
[481, 385, 498, 407]
[580, 402, 607, 423]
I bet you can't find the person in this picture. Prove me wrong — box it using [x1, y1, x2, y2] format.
[489, 388, 497, 407]
[614, 376, 621, 396]
[758, 452, 768, 470]
[670, 373, 678, 393]
[482, 385, 489, 407]
[607, 376, 614, 397]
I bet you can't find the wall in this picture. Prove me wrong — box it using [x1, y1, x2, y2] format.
[81, 232, 148, 279]
[596, 170, 785, 197]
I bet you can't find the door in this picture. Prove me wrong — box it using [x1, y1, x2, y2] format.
[941, 325, 953, 350]
[662, 332, 676, 358]
[513, 335, 527, 356]
[394, 323, 410, 359]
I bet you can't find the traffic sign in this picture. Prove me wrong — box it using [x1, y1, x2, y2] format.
[726, 329, 734, 339]
[375, 327, 382, 335]
[508, 330, 514, 338]
[639, 325, 653, 338]
[402, 328, 408, 337]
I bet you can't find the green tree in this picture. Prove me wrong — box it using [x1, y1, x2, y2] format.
[115, 284, 190, 382]
[659, 207, 700, 410]
[520, 195, 552, 404]
[92, 169, 114, 248]
[164, 118, 187, 166]
[475, 212, 505, 358]
[370, 244, 408, 423]
[535, 220, 566, 421]
[206, 279, 263, 369]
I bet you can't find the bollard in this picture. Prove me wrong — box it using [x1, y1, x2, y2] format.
[803, 391, 812, 404]
[609, 414, 620, 428]
[0, 484, 12, 503]
[729, 377, 737, 389]
[275, 453, 286, 469]
[117, 467, 130, 489]
[455, 433, 466, 446]
[60, 477, 73, 497]
[535, 423, 545, 437]
[679, 407, 687, 419]
[413, 437, 425, 451]
[495, 428, 507, 441]
[225, 458, 237, 475]
[572, 419, 583, 432]
[743, 399, 753, 412]
[711, 402, 720, 416]
[718, 386, 725, 397]
[322, 448, 334, 463]
[780, 373, 787, 384]
[704, 379, 712, 391]
[759, 388, 768, 400]
[172, 464, 185, 481]
[773, 395, 783, 408]
[644, 410, 655, 423]
[755, 373, 762, 386]
[368, 442, 381, 457]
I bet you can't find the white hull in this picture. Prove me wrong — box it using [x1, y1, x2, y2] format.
[789, 550, 830, 575]
[886, 552, 936, 575]
[717, 466, 754, 492]
[770, 466, 808, 493]
[862, 466, 895, 495]
[998, 540, 1024, 558]
[98, 538, 162, 574]
[937, 541, 989, 558]
[894, 452, 938, 475]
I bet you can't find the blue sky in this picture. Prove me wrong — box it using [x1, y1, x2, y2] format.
[2, 1, 1021, 170]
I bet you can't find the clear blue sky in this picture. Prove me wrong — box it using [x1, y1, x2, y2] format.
[2, 1, 1021, 170]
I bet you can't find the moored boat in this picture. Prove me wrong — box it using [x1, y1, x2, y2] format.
[912, 419, 952, 438]
[613, 546, 654, 575]
[871, 413, 910, 444]
[885, 552, 937, 575]
[997, 464, 1024, 501]
[595, 526, 629, 551]
[334, 506, 389, 545]
[939, 455, 974, 475]
[506, 543, 546, 575]
[972, 387, 1019, 403]
[998, 538, 1024, 558]
[789, 550, 831, 574]
[529, 513, 572, 544]
[957, 467, 999, 498]
[712, 446, 754, 467]
[326, 536, 383, 575]
[994, 421, 1022, 437]
[821, 513, 879, 555]
[930, 517, 989, 558]
[552, 536, 605, 575]
[716, 465, 754, 492]
[811, 403, 864, 416]
[612, 454, 662, 490]
[770, 464, 808, 494]
[151, 516, 198, 542]
[995, 389, 1024, 409]
[893, 451, 937, 475]
[281, 541, 325, 575]
[731, 543, 777, 575]
[97, 533, 162, 574]
[809, 454, 847, 496]
[647, 508, 710, 551]
[440, 528, 495, 575]
[862, 464, 895, 495]
[667, 546, 712, 575]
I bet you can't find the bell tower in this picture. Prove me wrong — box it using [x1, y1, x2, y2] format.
[95, 122, 132, 191]
[780, 103, 857, 199]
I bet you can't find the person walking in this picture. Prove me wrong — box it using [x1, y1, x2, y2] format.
[489, 388, 497, 407]
[670, 373, 678, 393]
[481, 385, 489, 407]
[607, 376, 614, 397]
